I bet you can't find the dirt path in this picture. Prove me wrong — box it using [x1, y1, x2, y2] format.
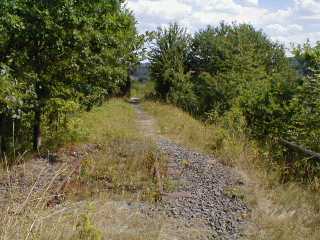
[133, 103, 248, 240]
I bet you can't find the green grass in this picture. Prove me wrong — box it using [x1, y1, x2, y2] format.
[0, 99, 208, 240]
[73, 99, 140, 143]
[130, 81, 155, 99]
[142, 101, 216, 150]
[142, 101, 242, 166]
[143, 100, 320, 240]
[56, 99, 166, 202]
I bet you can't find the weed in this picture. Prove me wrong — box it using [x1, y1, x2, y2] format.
[143, 100, 320, 240]
[71, 214, 103, 240]
[163, 179, 180, 192]
[224, 187, 246, 201]
[181, 159, 191, 169]
[0, 99, 210, 240]
[49, 99, 168, 202]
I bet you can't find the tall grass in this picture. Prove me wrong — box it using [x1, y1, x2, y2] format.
[131, 81, 155, 99]
[0, 99, 205, 240]
[143, 100, 320, 240]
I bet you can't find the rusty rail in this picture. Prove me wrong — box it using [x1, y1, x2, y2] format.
[279, 138, 320, 160]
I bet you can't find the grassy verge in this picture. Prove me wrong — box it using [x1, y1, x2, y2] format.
[73, 99, 167, 201]
[143, 101, 320, 240]
[0, 99, 206, 240]
[1, 200, 206, 240]
[131, 80, 155, 99]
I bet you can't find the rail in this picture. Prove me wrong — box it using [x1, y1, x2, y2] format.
[279, 138, 320, 160]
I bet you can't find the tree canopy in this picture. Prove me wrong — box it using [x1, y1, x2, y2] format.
[149, 22, 320, 180]
[0, 0, 142, 155]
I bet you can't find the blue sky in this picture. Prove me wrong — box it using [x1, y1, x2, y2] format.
[253, 0, 291, 10]
[127, 0, 320, 50]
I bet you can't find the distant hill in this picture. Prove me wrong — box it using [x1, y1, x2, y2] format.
[131, 63, 150, 82]
[132, 59, 303, 82]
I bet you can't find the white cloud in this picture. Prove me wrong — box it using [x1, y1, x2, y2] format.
[294, 0, 320, 14]
[127, 0, 320, 48]
[241, 0, 259, 6]
[266, 24, 303, 36]
[128, 0, 192, 21]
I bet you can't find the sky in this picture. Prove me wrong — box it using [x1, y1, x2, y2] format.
[127, 0, 320, 51]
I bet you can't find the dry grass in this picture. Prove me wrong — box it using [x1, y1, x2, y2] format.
[142, 101, 218, 151]
[1, 198, 206, 240]
[143, 100, 320, 240]
[0, 99, 205, 240]
[66, 99, 166, 202]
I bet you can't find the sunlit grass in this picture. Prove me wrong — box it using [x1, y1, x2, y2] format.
[143, 100, 320, 240]
[0, 99, 205, 240]
[131, 81, 155, 99]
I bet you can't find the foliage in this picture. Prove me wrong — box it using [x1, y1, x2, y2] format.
[240, 43, 320, 173]
[149, 23, 198, 112]
[239, 77, 296, 140]
[143, 100, 320, 240]
[149, 21, 320, 180]
[164, 67, 198, 113]
[0, 0, 142, 156]
[293, 41, 320, 75]
[289, 71, 320, 151]
[72, 214, 103, 240]
[189, 23, 295, 117]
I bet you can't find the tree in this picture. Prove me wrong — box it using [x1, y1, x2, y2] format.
[149, 24, 190, 95]
[189, 23, 295, 117]
[0, 0, 142, 153]
[289, 43, 320, 151]
[293, 41, 320, 75]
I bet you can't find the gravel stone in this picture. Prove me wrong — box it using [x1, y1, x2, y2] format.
[156, 138, 248, 240]
[133, 104, 248, 240]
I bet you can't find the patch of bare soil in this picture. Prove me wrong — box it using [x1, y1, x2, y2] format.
[0, 144, 99, 211]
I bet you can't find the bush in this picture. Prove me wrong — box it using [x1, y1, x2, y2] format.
[149, 21, 320, 180]
[149, 23, 191, 99]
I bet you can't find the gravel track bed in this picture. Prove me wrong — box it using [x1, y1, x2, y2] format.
[133, 104, 248, 239]
[156, 138, 248, 239]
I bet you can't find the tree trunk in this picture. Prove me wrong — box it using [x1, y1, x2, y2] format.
[33, 108, 42, 151]
[119, 75, 131, 97]
[0, 114, 7, 155]
[0, 119, 3, 155]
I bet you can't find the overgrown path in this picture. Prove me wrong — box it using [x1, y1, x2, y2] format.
[133, 103, 248, 240]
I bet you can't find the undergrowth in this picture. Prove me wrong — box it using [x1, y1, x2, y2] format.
[0, 99, 206, 240]
[131, 80, 155, 99]
[57, 99, 166, 202]
[143, 100, 320, 240]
